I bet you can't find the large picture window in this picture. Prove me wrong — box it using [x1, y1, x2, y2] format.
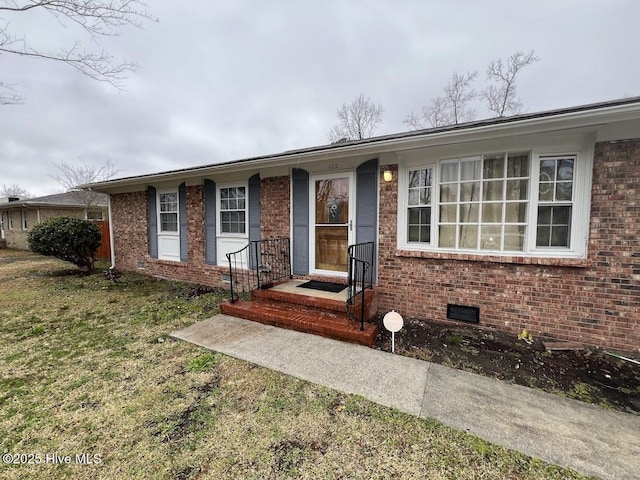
[438, 153, 529, 251]
[220, 186, 246, 234]
[401, 150, 584, 257]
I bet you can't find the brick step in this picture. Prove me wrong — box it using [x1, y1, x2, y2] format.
[220, 299, 378, 347]
[252, 286, 377, 322]
[251, 287, 346, 313]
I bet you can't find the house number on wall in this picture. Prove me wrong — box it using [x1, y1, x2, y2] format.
[328, 163, 339, 170]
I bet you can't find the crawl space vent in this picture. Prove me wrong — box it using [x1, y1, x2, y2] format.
[447, 304, 480, 324]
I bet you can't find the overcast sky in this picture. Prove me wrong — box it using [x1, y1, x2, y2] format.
[1, 0, 638, 197]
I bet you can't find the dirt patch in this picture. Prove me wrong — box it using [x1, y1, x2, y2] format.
[375, 317, 640, 415]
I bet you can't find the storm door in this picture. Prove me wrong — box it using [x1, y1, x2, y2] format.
[310, 173, 354, 275]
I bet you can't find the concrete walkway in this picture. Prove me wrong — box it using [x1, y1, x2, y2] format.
[171, 314, 640, 480]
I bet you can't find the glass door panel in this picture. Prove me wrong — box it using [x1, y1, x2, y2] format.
[314, 177, 350, 272]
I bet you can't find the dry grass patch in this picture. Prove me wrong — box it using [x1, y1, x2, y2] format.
[0, 251, 592, 479]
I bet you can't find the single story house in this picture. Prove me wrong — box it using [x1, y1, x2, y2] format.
[85, 97, 640, 353]
[0, 191, 109, 250]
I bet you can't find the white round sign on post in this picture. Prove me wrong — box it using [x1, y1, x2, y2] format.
[383, 310, 404, 353]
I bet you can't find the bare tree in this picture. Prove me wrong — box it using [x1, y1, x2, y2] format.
[328, 94, 384, 143]
[51, 159, 119, 208]
[481, 50, 539, 117]
[445, 71, 479, 124]
[0, 1, 155, 104]
[405, 96, 452, 130]
[1, 184, 31, 198]
[405, 71, 478, 129]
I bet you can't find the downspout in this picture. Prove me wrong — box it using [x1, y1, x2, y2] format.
[107, 193, 116, 269]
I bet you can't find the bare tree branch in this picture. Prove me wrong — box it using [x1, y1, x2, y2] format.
[404, 72, 477, 129]
[445, 71, 478, 124]
[328, 94, 384, 143]
[1, 183, 31, 198]
[481, 50, 539, 117]
[50, 159, 119, 208]
[0, 1, 155, 104]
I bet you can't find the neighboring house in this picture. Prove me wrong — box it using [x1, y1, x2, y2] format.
[85, 98, 640, 352]
[0, 196, 21, 246]
[0, 191, 109, 250]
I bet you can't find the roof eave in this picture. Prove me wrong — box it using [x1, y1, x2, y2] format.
[82, 98, 640, 193]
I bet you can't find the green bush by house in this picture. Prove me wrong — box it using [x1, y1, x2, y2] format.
[28, 217, 101, 271]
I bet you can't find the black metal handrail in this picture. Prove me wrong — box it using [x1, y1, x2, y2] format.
[346, 241, 374, 330]
[226, 237, 291, 303]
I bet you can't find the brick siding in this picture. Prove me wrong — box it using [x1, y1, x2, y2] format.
[260, 176, 290, 238]
[109, 139, 639, 352]
[376, 140, 640, 352]
[112, 176, 292, 290]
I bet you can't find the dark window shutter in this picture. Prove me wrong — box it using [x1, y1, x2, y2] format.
[292, 168, 309, 275]
[356, 159, 378, 280]
[147, 186, 158, 258]
[179, 183, 188, 262]
[204, 179, 217, 265]
[248, 174, 261, 243]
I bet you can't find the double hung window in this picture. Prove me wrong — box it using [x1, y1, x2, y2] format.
[536, 156, 574, 247]
[219, 186, 246, 234]
[159, 192, 178, 233]
[407, 168, 432, 243]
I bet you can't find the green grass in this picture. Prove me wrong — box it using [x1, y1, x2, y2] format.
[0, 251, 593, 479]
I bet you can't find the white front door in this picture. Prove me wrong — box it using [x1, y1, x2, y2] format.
[310, 172, 354, 276]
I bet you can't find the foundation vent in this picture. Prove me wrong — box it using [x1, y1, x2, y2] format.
[447, 304, 480, 324]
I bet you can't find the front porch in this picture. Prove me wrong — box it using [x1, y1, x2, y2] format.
[219, 238, 379, 347]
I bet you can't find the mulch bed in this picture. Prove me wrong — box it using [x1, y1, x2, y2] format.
[374, 317, 640, 415]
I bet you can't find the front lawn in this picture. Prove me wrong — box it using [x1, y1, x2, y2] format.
[0, 251, 591, 479]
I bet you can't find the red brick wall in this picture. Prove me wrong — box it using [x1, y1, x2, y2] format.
[111, 186, 228, 288]
[111, 191, 148, 267]
[376, 140, 640, 352]
[112, 177, 292, 290]
[260, 176, 290, 238]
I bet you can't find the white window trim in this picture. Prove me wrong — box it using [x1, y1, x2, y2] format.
[157, 189, 180, 236]
[21, 210, 28, 231]
[8, 211, 14, 230]
[156, 189, 181, 262]
[217, 182, 248, 238]
[397, 144, 592, 259]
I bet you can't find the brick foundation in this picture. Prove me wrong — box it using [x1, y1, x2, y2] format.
[376, 140, 640, 353]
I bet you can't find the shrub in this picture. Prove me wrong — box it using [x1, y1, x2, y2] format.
[28, 217, 101, 272]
